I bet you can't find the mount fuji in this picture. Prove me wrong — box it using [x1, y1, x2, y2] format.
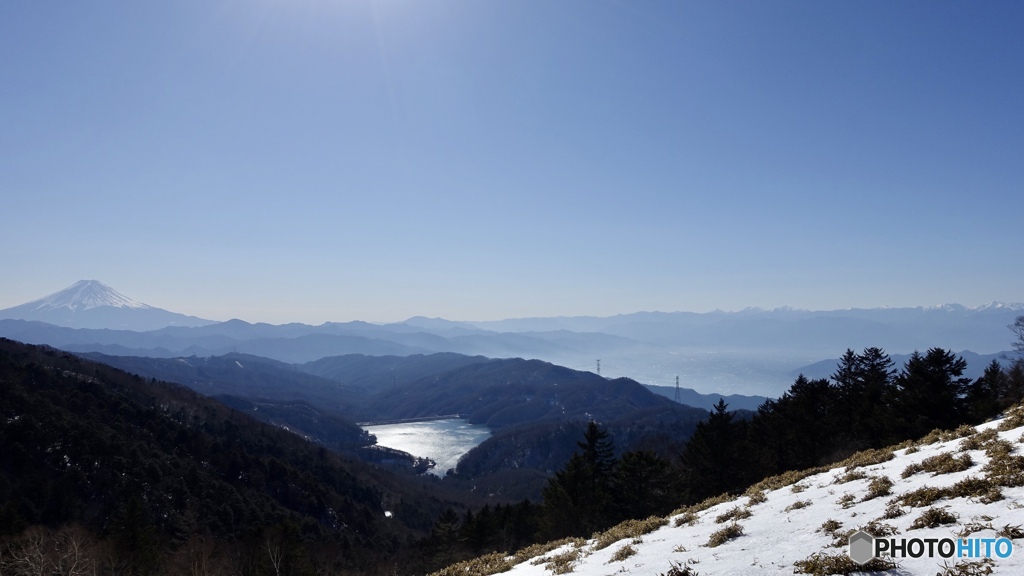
[0, 280, 214, 331]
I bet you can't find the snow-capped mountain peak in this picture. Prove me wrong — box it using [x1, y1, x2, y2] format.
[30, 280, 152, 312]
[0, 280, 213, 330]
[920, 302, 1024, 314]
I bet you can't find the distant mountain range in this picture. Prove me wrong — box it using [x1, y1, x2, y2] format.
[469, 303, 1024, 354]
[5, 279, 1021, 500]
[1, 280, 1020, 396]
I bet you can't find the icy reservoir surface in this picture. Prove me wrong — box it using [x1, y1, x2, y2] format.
[363, 419, 491, 476]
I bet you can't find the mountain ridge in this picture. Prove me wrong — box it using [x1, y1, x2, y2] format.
[2, 280, 1021, 395]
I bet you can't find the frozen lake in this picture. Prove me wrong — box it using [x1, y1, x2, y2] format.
[363, 418, 491, 476]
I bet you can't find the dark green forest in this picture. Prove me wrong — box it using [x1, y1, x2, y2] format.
[2, 316, 1023, 574]
[0, 339, 465, 574]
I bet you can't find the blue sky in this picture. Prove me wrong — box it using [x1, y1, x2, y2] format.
[2, 1, 1022, 324]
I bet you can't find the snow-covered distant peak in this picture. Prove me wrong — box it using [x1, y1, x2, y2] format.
[973, 302, 1024, 312]
[29, 280, 153, 312]
[923, 302, 1024, 313]
[736, 302, 1023, 315]
[0, 280, 214, 330]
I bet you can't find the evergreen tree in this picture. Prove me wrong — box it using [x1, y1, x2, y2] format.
[426, 508, 462, 569]
[895, 348, 970, 437]
[577, 421, 616, 528]
[749, 375, 835, 475]
[831, 347, 897, 449]
[964, 360, 1008, 422]
[783, 375, 837, 466]
[578, 420, 616, 480]
[612, 450, 673, 521]
[1006, 360, 1024, 408]
[747, 395, 790, 476]
[508, 500, 538, 551]
[830, 348, 864, 440]
[541, 421, 618, 538]
[110, 495, 162, 576]
[679, 399, 745, 502]
[831, 349, 861, 393]
[463, 504, 495, 553]
[540, 453, 593, 539]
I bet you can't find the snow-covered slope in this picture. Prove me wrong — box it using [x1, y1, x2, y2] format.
[21, 279, 152, 312]
[436, 408, 1024, 576]
[0, 280, 213, 330]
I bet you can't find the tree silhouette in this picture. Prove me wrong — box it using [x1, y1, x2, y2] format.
[613, 450, 673, 520]
[896, 348, 970, 437]
[965, 360, 1009, 422]
[832, 347, 898, 449]
[679, 399, 745, 501]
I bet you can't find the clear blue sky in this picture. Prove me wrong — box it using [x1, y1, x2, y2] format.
[2, 1, 1022, 324]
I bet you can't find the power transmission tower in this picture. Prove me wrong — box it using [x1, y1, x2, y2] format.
[674, 375, 681, 403]
[596, 359, 601, 376]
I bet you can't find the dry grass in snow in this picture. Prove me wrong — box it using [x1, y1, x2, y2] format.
[431, 404, 1024, 576]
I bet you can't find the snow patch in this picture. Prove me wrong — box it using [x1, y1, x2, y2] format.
[470, 413, 1024, 576]
[28, 280, 152, 312]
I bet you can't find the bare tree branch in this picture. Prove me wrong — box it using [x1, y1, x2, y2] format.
[1012, 315, 1024, 355]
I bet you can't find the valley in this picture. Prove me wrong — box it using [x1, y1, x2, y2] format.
[1, 281, 1023, 574]
[78, 350, 712, 501]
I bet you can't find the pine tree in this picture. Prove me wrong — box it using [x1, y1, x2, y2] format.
[1005, 360, 1024, 408]
[831, 347, 897, 449]
[679, 399, 744, 502]
[541, 421, 618, 538]
[427, 508, 463, 569]
[464, 504, 495, 553]
[110, 495, 162, 575]
[540, 453, 593, 539]
[612, 450, 672, 520]
[964, 360, 1007, 422]
[896, 348, 970, 437]
[578, 420, 616, 480]
[750, 375, 836, 474]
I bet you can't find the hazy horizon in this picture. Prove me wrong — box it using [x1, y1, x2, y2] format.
[2, 278, 1023, 326]
[3, 2, 1022, 325]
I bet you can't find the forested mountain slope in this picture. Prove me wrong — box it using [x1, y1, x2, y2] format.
[360, 358, 705, 428]
[0, 339, 457, 574]
[298, 352, 492, 391]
